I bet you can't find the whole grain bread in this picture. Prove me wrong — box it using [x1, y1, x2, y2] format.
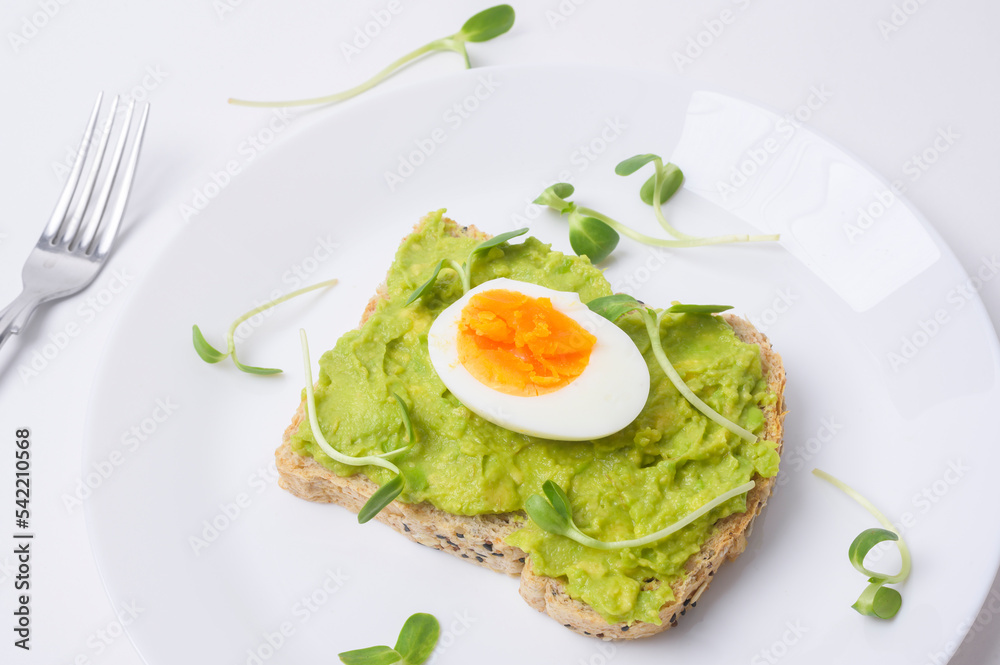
[276, 216, 786, 640]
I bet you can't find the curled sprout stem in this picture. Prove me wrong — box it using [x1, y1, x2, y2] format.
[647, 158, 778, 244]
[650, 158, 696, 241]
[300, 329, 404, 475]
[228, 6, 514, 109]
[575, 206, 777, 248]
[643, 308, 758, 443]
[229, 41, 444, 108]
[226, 279, 338, 368]
[812, 469, 912, 584]
[531, 480, 756, 550]
[405, 228, 528, 305]
[193, 278, 338, 374]
[447, 259, 470, 294]
[586, 295, 759, 444]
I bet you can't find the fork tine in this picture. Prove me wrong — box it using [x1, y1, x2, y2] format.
[59, 95, 120, 247]
[40, 92, 103, 243]
[75, 99, 134, 254]
[92, 102, 149, 259]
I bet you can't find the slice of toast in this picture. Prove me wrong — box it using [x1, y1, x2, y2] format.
[276, 216, 786, 640]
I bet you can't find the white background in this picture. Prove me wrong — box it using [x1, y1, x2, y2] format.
[0, 1, 998, 663]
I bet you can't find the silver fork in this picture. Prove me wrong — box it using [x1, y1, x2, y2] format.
[0, 93, 149, 352]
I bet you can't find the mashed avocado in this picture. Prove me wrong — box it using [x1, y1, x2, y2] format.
[290, 210, 779, 625]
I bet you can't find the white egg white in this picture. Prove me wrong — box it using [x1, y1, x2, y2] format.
[426, 278, 650, 441]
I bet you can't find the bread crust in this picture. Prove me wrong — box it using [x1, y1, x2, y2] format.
[276, 215, 786, 640]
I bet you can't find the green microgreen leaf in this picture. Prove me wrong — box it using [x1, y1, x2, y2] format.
[464, 227, 528, 291]
[468, 227, 529, 259]
[340, 613, 441, 665]
[359, 475, 405, 524]
[533, 183, 576, 213]
[812, 469, 911, 620]
[526, 480, 755, 550]
[541, 480, 572, 519]
[407, 228, 528, 305]
[524, 493, 573, 535]
[338, 645, 402, 665]
[192, 325, 228, 363]
[665, 303, 733, 314]
[586, 294, 644, 323]
[640, 163, 684, 206]
[393, 613, 440, 665]
[615, 153, 661, 176]
[230, 6, 515, 108]
[230, 357, 283, 375]
[568, 215, 619, 264]
[852, 581, 903, 619]
[458, 4, 515, 42]
[393, 393, 414, 445]
[849, 528, 899, 580]
[193, 279, 336, 375]
[639, 174, 657, 206]
[378, 395, 414, 460]
[871, 586, 902, 618]
[405, 259, 447, 306]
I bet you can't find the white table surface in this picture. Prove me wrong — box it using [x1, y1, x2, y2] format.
[1, 1, 998, 663]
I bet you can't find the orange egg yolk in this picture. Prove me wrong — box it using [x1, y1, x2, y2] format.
[456, 289, 597, 396]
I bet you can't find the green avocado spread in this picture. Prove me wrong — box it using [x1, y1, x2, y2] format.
[289, 210, 779, 625]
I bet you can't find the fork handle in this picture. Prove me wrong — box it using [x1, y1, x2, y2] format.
[0, 291, 44, 352]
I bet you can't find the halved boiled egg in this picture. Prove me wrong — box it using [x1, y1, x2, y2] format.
[427, 278, 650, 441]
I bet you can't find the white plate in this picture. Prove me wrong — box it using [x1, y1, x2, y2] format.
[84, 65, 1000, 665]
